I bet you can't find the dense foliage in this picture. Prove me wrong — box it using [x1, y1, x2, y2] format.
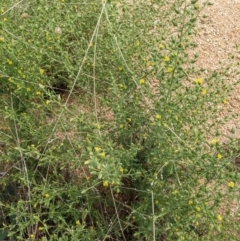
[0, 0, 240, 240]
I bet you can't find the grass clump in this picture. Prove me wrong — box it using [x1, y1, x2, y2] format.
[0, 0, 240, 240]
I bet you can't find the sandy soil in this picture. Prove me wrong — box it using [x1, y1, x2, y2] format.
[194, 0, 240, 142]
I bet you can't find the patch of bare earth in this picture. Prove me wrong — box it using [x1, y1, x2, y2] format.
[194, 0, 240, 235]
[194, 0, 240, 143]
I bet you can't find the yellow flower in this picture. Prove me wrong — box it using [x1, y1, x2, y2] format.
[228, 181, 235, 188]
[76, 220, 80, 225]
[8, 78, 13, 82]
[29, 234, 34, 239]
[26, 87, 31, 92]
[7, 59, 12, 65]
[209, 138, 219, 145]
[156, 114, 161, 120]
[103, 181, 108, 187]
[93, 123, 101, 129]
[38, 226, 44, 231]
[40, 68, 44, 75]
[167, 67, 173, 73]
[0, 36, 5, 42]
[155, 200, 159, 204]
[100, 152, 105, 158]
[194, 78, 202, 84]
[188, 200, 193, 205]
[89, 42, 93, 47]
[139, 79, 145, 85]
[164, 56, 170, 62]
[3, 18, 7, 22]
[223, 98, 227, 104]
[202, 89, 207, 95]
[119, 167, 124, 173]
[45, 100, 50, 105]
[159, 44, 164, 49]
[136, 41, 140, 46]
[45, 194, 49, 198]
[94, 146, 101, 152]
[217, 154, 222, 159]
[118, 66, 123, 71]
[195, 206, 201, 212]
[172, 190, 178, 195]
[217, 214, 222, 221]
[36, 91, 41, 96]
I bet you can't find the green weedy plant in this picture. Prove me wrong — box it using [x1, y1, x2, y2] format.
[0, 0, 240, 240]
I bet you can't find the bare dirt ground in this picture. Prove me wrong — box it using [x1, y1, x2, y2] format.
[195, 1, 240, 232]
[195, 0, 240, 143]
